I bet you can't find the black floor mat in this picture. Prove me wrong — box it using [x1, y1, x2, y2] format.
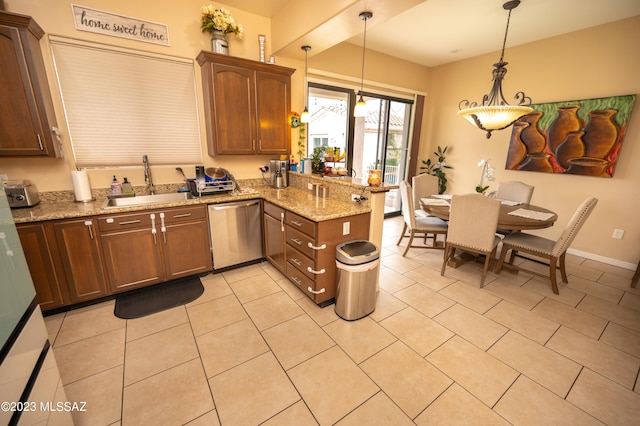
[114, 276, 204, 319]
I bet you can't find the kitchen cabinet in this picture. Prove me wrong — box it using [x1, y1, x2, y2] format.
[16, 222, 68, 311]
[263, 201, 286, 271]
[264, 202, 370, 306]
[197, 51, 294, 155]
[98, 205, 211, 293]
[53, 217, 108, 303]
[0, 11, 60, 157]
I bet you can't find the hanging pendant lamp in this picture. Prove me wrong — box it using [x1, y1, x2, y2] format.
[354, 11, 372, 118]
[458, 0, 532, 138]
[300, 45, 311, 123]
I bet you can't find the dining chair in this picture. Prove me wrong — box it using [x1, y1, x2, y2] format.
[397, 180, 448, 256]
[412, 173, 439, 218]
[493, 181, 535, 204]
[495, 197, 598, 294]
[441, 193, 501, 287]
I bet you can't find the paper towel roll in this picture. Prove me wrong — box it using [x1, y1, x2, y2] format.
[71, 170, 93, 202]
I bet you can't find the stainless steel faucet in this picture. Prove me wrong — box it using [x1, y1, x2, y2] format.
[143, 155, 155, 195]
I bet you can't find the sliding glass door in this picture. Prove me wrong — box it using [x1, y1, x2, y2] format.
[307, 84, 413, 215]
[354, 94, 413, 215]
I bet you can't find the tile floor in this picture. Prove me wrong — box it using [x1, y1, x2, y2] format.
[44, 216, 640, 425]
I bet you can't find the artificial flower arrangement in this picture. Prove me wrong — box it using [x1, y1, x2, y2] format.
[200, 4, 244, 37]
[476, 159, 495, 193]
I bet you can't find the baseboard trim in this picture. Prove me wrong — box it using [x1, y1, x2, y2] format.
[567, 248, 636, 271]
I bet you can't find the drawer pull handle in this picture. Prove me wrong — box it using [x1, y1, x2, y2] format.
[173, 213, 192, 218]
[280, 212, 285, 232]
[290, 220, 304, 227]
[291, 276, 302, 286]
[291, 258, 302, 266]
[150, 214, 157, 245]
[307, 267, 325, 275]
[307, 287, 326, 295]
[308, 242, 326, 250]
[119, 220, 141, 225]
[291, 238, 303, 246]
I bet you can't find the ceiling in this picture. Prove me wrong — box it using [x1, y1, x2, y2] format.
[221, 0, 640, 67]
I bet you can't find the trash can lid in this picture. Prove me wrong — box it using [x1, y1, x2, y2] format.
[336, 240, 379, 265]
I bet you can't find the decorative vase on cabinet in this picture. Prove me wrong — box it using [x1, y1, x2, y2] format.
[211, 30, 229, 54]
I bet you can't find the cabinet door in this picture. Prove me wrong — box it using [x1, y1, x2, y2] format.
[255, 70, 290, 154]
[53, 218, 107, 303]
[0, 16, 59, 157]
[264, 206, 285, 272]
[209, 63, 256, 154]
[100, 226, 164, 293]
[16, 222, 67, 310]
[161, 218, 212, 280]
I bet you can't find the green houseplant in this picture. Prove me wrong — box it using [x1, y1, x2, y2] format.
[420, 145, 452, 194]
[311, 146, 326, 174]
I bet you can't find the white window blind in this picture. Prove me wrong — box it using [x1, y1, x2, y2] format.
[49, 36, 202, 167]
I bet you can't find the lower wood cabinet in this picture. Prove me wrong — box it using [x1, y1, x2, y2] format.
[53, 217, 108, 303]
[263, 201, 286, 271]
[98, 205, 212, 293]
[263, 201, 370, 305]
[17, 222, 68, 310]
[18, 204, 212, 311]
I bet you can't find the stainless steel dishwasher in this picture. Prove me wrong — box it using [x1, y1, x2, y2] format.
[208, 200, 263, 269]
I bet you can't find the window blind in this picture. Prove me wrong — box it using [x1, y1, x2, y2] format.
[49, 36, 202, 167]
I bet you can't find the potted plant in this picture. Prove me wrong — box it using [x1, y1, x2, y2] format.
[200, 4, 244, 54]
[311, 146, 326, 174]
[420, 145, 452, 194]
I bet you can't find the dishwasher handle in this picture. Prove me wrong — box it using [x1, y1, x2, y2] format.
[209, 200, 260, 211]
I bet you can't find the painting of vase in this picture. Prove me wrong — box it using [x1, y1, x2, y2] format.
[505, 94, 636, 177]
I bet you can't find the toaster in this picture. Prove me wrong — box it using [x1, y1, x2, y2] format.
[4, 180, 40, 208]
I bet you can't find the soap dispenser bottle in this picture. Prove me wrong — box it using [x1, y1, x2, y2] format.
[111, 175, 122, 195]
[122, 177, 134, 195]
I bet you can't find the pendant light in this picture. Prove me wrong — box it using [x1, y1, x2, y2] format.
[457, 0, 532, 138]
[300, 45, 311, 123]
[354, 11, 372, 118]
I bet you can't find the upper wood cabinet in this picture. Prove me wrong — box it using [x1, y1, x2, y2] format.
[0, 11, 60, 157]
[197, 51, 294, 155]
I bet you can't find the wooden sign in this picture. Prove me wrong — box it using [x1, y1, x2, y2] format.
[71, 4, 170, 46]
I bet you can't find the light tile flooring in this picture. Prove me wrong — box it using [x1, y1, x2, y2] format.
[44, 216, 640, 425]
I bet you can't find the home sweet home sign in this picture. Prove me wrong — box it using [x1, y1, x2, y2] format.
[71, 4, 170, 46]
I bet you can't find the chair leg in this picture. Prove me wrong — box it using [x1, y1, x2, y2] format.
[397, 223, 408, 246]
[559, 252, 568, 283]
[441, 246, 451, 276]
[403, 231, 414, 256]
[480, 249, 495, 288]
[549, 256, 560, 295]
[496, 244, 509, 274]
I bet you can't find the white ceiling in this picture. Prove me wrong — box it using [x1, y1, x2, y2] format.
[222, 0, 640, 67]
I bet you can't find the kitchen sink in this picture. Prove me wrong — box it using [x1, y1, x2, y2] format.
[101, 192, 195, 209]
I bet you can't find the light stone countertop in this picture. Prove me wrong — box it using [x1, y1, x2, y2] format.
[11, 184, 371, 224]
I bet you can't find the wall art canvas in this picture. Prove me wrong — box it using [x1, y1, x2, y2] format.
[505, 94, 636, 177]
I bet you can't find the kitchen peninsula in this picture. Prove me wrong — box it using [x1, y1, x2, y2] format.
[12, 173, 395, 311]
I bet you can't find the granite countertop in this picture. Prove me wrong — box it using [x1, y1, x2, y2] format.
[11, 185, 371, 224]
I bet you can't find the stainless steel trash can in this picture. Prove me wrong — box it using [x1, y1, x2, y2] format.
[335, 240, 380, 320]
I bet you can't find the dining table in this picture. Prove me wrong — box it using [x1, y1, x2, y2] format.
[421, 196, 558, 231]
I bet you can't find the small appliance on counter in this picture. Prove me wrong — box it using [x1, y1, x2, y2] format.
[268, 159, 289, 188]
[188, 166, 237, 196]
[3, 180, 40, 208]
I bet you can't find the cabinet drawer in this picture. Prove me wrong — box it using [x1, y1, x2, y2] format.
[286, 227, 317, 259]
[98, 211, 153, 232]
[285, 262, 326, 301]
[264, 201, 284, 218]
[162, 205, 207, 224]
[286, 245, 316, 280]
[285, 211, 315, 236]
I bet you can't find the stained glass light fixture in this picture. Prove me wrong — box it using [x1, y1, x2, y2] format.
[458, 0, 532, 138]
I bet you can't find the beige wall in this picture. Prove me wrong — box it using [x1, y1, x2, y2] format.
[423, 17, 640, 267]
[1, 0, 638, 267]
